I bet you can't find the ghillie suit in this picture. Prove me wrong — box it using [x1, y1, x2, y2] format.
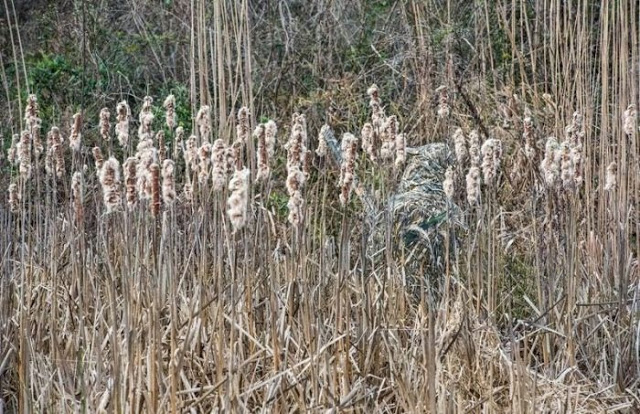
[321, 126, 464, 300]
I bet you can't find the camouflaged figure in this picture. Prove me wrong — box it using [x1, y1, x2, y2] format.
[321, 126, 463, 299]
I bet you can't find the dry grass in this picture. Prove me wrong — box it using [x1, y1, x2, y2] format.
[1, 0, 640, 413]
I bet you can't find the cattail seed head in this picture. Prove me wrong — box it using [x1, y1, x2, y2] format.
[162, 159, 177, 206]
[174, 126, 184, 159]
[183, 182, 193, 203]
[287, 190, 305, 227]
[211, 139, 228, 191]
[227, 168, 250, 233]
[317, 125, 329, 157]
[149, 163, 161, 216]
[265, 120, 277, 157]
[8, 183, 20, 213]
[236, 107, 250, 145]
[466, 166, 481, 206]
[198, 142, 212, 184]
[380, 115, 397, 161]
[184, 135, 198, 171]
[361, 123, 376, 161]
[99, 108, 111, 141]
[468, 130, 481, 167]
[69, 112, 82, 151]
[156, 130, 166, 163]
[123, 157, 138, 210]
[339, 133, 358, 206]
[604, 161, 617, 192]
[443, 167, 455, 200]
[395, 133, 406, 167]
[71, 171, 84, 222]
[623, 104, 636, 136]
[255, 124, 270, 181]
[163, 94, 177, 130]
[18, 131, 32, 179]
[115, 101, 130, 147]
[540, 137, 561, 189]
[8, 134, 19, 165]
[481, 138, 502, 186]
[93, 146, 104, 171]
[452, 128, 468, 166]
[196, 105, 212, 143]
[99, 157, 122, 213]
[24, 94, 39, 129]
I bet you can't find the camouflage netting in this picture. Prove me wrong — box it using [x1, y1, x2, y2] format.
[321, 126, 463, 298]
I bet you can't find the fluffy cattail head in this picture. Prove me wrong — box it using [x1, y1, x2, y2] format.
[115, 101, 130, 147]
[604, 161, 617, 192]
[8, 183, 20, 213]
[174, 126, 185, 159]
[255, 124, 270, 181]
[443, 167, 455, 200]
[452, 128, 468, 166]
[196, 105, 211, 142]
[156, 130, 166, 162]
[99, 108, 111, 141]
[163, 94, 177, 130]
[184, 135, 198, 171]
[69, 112, 82, 151]
[468, 130, 481, 167]
[71, 171, 84, 222]
[93, 146, 105, 171]
[18, 131, 32, 179]
[316, 125, 329, 157]
[99, 157, 122, 213]
[481, 138, 502, 186]
[287, 190, 305, 227]
[339, 133, 358, 206]
[198, 142, 212, 184]
[361, 123, 376, 162]
[162, 159, 177, 206]
[123, 157, 138, 210]
[623, 104, 636, 136]
[265, 120, 277, 157]
[227, 168, 251, 233]
[211, 139, 228, 191]
[24, 94, 39, 128]
[395, 133, 406, 167]
[465, 166, 481, 206]
[149, 163, 161, 216]
[236, 107, 250, 145]
[8, 134, 19, 165]
[540, 137, 561, 189]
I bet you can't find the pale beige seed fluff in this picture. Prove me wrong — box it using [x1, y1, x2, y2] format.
[162, 159, 177, 206]
[339, 133, 358, 206]
[69, 112, 82, 152]
[18, 131, 32, 180]
[135, 138, 157, 200]
[157, 130, 166, 162]
[452, 128, 467, 166]
[31, 122, 43, 159]
[196, 105, 212, 142]
[174, 126, 184, 159]
[361, 123, 376, 162]
[316, 125, 329, 157]
[380, 115, 397, 161]
[395, 132, 406, 167]
[45, 127, 63, 176]
[540, 137, 561, 189]
[367, 84, 385, 134]
[604, 161, 617, 192]
[24, 94, 39, 128]
[115, 101, 130, 147]
[465, 166, 481, 206]
[184, 135, 198, 171]
[198, 142, 212, 184]
[211, 139, 227, 191]
[123, 157, 138, 210]
[523, 116, 537, 162]
[99, 157, 122, 213]
[227, 168, 251, 233]
[8, 183, 20, 213]
[255, 124, 270, 181]
[71, 171, 84, 221]
[163, 94, 177, 130]
[236, 107, 250, 145]
[99, 108, 111, 141]
[265, 120, 277, 157]
[138, 112, 154, 142]
[53, 141, 66, 179]
[481, 138, 502, 186]
[182, 182, 193, 203]
[468, 130, 481, 167]
[93, 146, 105, 171]
[443, 167, 455, 200]
[560, 142, 575, 191]
[623, 104, 636, 136]
[286, 114, 307, 173]
[287, 190, 305, 227]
